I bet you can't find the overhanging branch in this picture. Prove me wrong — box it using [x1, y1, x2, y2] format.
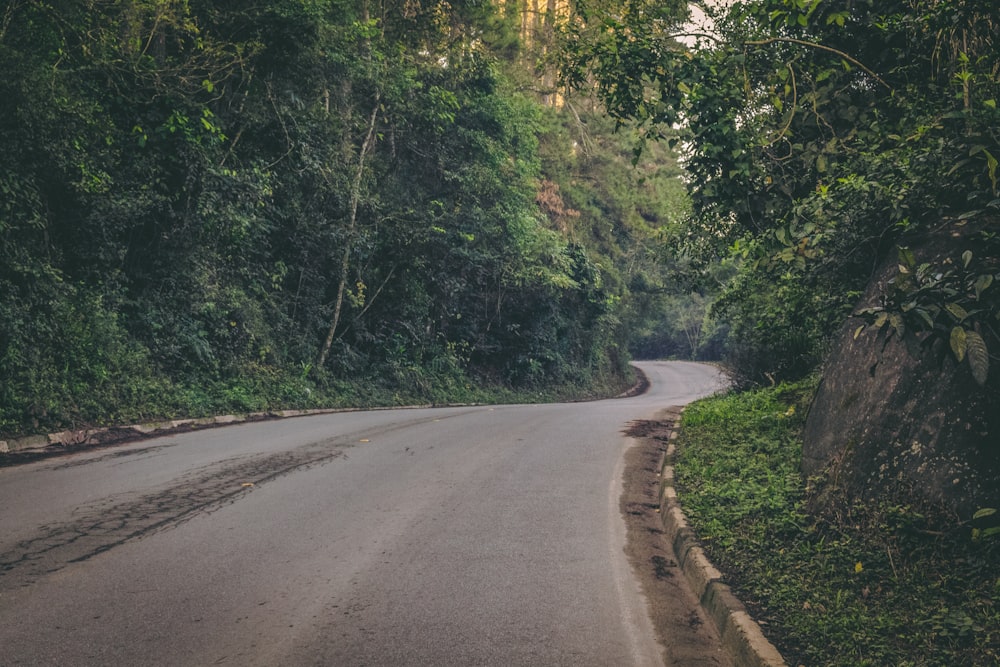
[745, 37, 892, 91]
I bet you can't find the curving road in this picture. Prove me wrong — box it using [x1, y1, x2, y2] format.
[0, 361, 725, 666]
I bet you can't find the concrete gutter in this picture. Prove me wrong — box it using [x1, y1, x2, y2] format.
[658, 412, 788, 667]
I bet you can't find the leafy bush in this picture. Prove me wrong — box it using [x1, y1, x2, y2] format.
[0, 286, 173, 435]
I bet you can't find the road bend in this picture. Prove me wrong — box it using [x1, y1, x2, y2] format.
[0, 361, 724, 666]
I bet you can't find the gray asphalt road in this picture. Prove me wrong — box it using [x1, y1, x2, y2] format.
[0, 361, 724, 666]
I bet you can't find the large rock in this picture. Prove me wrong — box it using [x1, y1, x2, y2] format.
[803, 228, 1000, 521]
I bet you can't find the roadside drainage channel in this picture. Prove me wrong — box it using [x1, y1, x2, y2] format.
[658, 410, 788, 667]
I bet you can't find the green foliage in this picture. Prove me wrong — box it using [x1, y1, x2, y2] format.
[565, 0, 1000, 385]
[857, 237, 1000, 386]
[712, 267, 836, 387]
[0, 284, 172, 432]
[0, 0, 662, 438]
[675, 383, 1000, 666]
[533, 102, 711, 362]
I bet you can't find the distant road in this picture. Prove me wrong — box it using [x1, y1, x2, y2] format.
[0, 361, 724, 666]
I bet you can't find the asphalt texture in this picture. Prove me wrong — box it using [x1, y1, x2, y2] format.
[0, 361, 725, 666]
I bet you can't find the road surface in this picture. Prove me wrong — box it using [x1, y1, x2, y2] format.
[0, 361, 725, 666]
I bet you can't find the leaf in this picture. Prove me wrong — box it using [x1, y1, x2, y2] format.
[888, 313, 905, 337]
[945, 302, 969, 322]
[897, 246, 916, 269]
[963, 250, 973, 268]
[973, 508, 998, 521]
[854, 324, 865, 340]
[914, 308, 935, 329]
[974, 274, 993, 300]
[966, 330, 989, 385]
[983, 149, 999, 194]
[951, 326, 968, 362]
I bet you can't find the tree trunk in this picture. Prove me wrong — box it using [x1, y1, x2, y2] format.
[315, 96, 380, 372]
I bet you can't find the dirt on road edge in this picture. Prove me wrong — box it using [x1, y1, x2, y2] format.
[622, 412, 733, 667]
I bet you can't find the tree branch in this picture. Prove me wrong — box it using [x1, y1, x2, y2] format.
[745, 37, 892, 91]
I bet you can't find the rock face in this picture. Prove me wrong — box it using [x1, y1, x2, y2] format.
[803, 231, 1000, 521]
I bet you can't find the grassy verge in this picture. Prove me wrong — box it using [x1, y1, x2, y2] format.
[1, 361, 636, 440]
[673, 382, 1000, 666]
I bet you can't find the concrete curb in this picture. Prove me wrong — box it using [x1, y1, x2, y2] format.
[658, 413, 788, 667]
[1, 369, 651, 459]
[0, 404, 445, 456]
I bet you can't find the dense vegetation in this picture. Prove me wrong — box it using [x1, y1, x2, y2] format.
[566, 0, 1000, 388]
[0, 0, 706, 438]
[675, 385, 1000, 666]
[564, 2, 1000, 661]
[7, 0, 998, 504]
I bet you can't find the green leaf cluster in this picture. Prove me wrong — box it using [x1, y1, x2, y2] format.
[857, 240, 1000, 385]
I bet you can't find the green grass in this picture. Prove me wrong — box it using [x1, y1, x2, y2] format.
[0, 359, 635, 439]
[674, 382, 1000, 666]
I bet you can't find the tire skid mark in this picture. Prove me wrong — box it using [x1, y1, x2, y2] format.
[0, 408, 480, 590]
[0, 437, 352, 589]
[46, 445, 174, 470]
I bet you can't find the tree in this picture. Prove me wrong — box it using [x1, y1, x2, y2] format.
[1, 0, 696, 437]
[565, 0, 999, 384]
[565, 0, 1000, 514]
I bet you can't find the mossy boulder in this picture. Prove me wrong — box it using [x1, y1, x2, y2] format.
[803, 223, 1000, 521]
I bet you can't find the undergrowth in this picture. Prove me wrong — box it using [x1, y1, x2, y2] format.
[0, 361, 634, 440]
[674, 382, 1000, 666]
